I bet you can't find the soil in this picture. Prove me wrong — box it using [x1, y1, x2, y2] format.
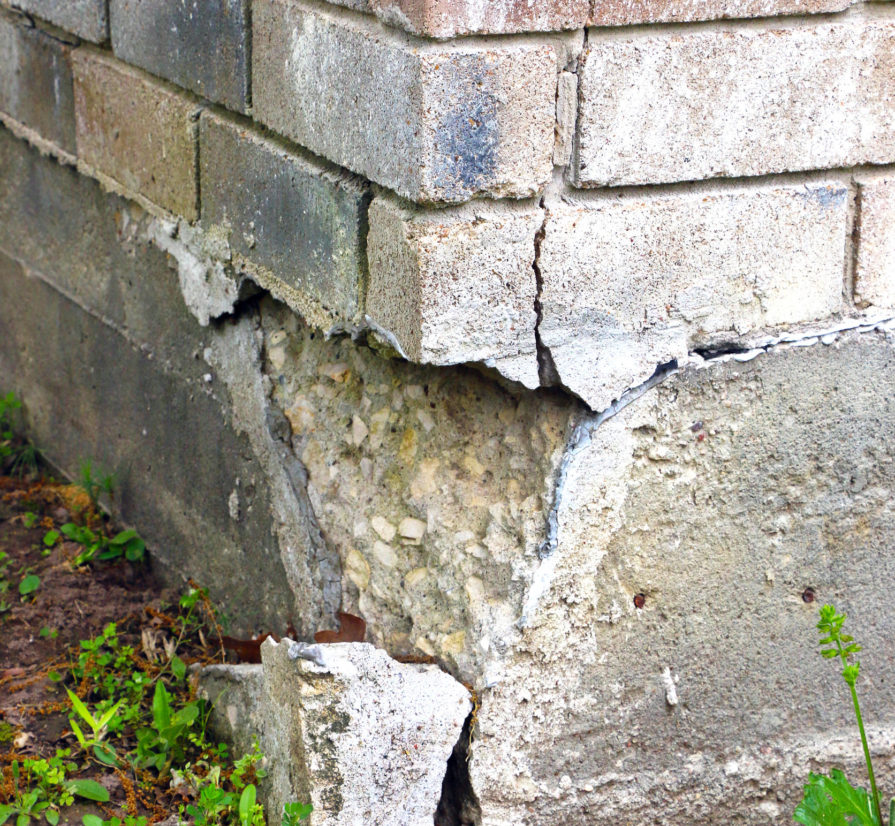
[0, 473, 220, 825]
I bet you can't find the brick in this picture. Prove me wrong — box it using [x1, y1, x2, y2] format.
[589, 0, 856, 26]
[3, 0, 107, 41]
[72, 49, 200, 219]
[199, 110, 370, 322]
[0, 9, 75, 157]
[110, 0, 250, 113]
[253, 0, 556, 205]
[326, 0, 589, 36]
[576, 19, 895, 188]
[366, 194, 541, 388]
[538, 182, 848, 410]
[856, 176, 895, 309]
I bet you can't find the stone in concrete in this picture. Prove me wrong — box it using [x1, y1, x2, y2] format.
[252, 0, 556, 204]
[470, 329, 895, 825]
[110, 0, 250, 113]
[366, 194, 541, 387]
[257, 298, 574, 679]
[326, 0, 589, 37]
[589, 0, 856, 26]
[0, 9, 75, 158]
[200, 110, 370, 323]
[3, 0, 106, 42]
[576, 19, 895, 187]
[260, 639, 471, 826]
[856, 175, 895, 309]
[538, 182, 848, 410]
[72, 49, 200, 219]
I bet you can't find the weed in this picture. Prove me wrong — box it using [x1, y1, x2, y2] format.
[66, 690, 122, 766]
[282, 802, 313, 826]
[76, 461, 115, 513]
[0, 393, 41, 478]
[794, 604, 894, 825]
[18, 574, 40, 598]
[44, 524, 145, 567]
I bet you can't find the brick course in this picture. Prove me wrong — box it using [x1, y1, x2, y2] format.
[576, 18, 895, 187]
[3, 0, 107, 42]
[200, 110, 370, 322]
[110, 0, 250, 114]
[253, 0, 556, 204]
[0, 9, 75, 157]
[588, 0, 857, 26]
[72, 49, 201, 220]
[855, 176, 895, 309]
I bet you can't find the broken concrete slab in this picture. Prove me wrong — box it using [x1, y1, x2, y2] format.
[200, 641, 471, 826]
[469, 327, 895, 825]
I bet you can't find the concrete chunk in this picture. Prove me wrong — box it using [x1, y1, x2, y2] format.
[72, 49, 200, 219]
[538, 183, 847, 410]
[252, 0, 555, 204]
[245, 639, 470, 826]
[200, 110, 369, 322]
[856, 176, 895, 309]
[110, 0, 250, 113]
[0, 9, 75, 157]
[576, 18, 895, 187]
[3, 0, 106, 42]
[366, 194, 541, 387]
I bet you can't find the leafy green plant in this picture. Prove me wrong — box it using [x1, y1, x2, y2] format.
[794, 604, 894, 826]
[282, 802, 313, 826]
[0, 392, 41, 478]
[0, 751, 110, 826]
[82, 816, 148, 826]
[18, 574, 40, 598]
[46, 523, 146, 567]
[133, 682, 201, 776]
[66, 689, 122, 766]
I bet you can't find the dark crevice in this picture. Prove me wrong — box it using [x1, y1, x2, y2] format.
[434, 713, 481, 826]
[533, 198, 559, 387]
[691, 342, 757, 360]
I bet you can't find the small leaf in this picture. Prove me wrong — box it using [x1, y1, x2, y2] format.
[93, 744, 118, 766]
[82, 815, 104, 826]
[0, 804, 14, 826]
[69, 779, 110, 803]
[44, 810, 59, 826]
[66, 689, 97, 728]
[43, 531, 59, 548]
[171, 657, 186, 681]
[47, 671, 63, 682]
[19, 575, 40, 596]
[109, 530, 139, 545]
[239, 785, 256, 826]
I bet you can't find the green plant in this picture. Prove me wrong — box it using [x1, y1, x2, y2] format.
[794, 604, 894, 826]
[18, 575, 40, 598]
[0, 393, 41, 478]
[133, 682, 201, 776]
[282, 802, 313, 826]
[66, 689, 122, 766]
[45, 523, 145, 567]
[83, 817, 148, 826]
[76, 460, 115, 512]
[0, 751, 110, 826]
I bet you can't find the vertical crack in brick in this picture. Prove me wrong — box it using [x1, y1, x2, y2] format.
[435, 712, 482, 826]
[533, 198, 559, 387]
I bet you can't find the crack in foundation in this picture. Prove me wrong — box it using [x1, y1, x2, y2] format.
[532, 199, 560, 387]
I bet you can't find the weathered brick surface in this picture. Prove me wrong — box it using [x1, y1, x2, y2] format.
[539, 182, 848, 410]
[199, 110, 370, 322]
[589, 0, 856, 26]
[327, 0, 589, 36]
[3, 0, 106, 42]
[72, 49, 200, 219]
[253, 0, 556, 204]
[0, 9, 75, 156]
[576, 19, 895, 187]
[366, 194, 541, 387]
[110, 0, 250, 113]
[856, 176, 895, 309]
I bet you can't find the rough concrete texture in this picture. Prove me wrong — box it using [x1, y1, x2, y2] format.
[198, 664, 266, 761]
[469, 328, 895, 825]
[325, 0, 589, 36]
[538, 182, 848, 410]
[589, 0, 857, 25]
[3, 0, 106, 41]
[258, 639, 471, 826]
[0, 9, 75, 157]
[200, 110, 370, 323]
[72, 49, 201, 219]
[365, 195, 541, 388]
[110, 0, 250, 113]
[252, 0, 556, 204]
[576, 17, 895, 187]
[856, 175, 895, 309]
[0, 126, 328, 635]
[257, 297, 576, 678]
